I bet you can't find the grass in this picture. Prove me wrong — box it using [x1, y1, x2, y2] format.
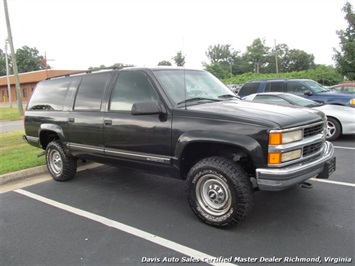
[0, 130, 45, 175]
[0, 107, 23, 121]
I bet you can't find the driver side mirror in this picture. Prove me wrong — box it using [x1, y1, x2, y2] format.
[131, 101, 166, 115]
[304, 90, 313, 96]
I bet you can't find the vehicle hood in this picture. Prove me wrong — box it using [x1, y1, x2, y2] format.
[175, 100, 324, 129]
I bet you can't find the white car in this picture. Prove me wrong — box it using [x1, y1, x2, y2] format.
[243, 92, 355, 141]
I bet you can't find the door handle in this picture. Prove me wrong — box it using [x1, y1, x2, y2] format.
[68, 118, 75, 123]
[104, 120, 112, 126]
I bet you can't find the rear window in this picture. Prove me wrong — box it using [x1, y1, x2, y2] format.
[238, 82, 260, 96]
[27, 78, 71, 111]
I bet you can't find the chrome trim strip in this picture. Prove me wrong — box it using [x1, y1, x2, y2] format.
[69, 143, 104, 152]
[269, 121, 324, 134]
[268, 134, 323, 153]
[25, 136, 39, 143]
[105, 148, 171, 164]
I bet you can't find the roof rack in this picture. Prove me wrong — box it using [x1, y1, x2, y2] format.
[46, 66, 124, 80]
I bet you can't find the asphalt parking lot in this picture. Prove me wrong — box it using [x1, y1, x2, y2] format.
[1, 136, 354, 266]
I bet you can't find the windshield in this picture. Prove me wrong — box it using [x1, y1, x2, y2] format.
[303, 80, 329, 93]
[283, 94, 322, 107]
[153, 69, 236, 105]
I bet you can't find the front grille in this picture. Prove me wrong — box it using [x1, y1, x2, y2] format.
[303, 142, 322, 157]
[304, 123, 324, 138]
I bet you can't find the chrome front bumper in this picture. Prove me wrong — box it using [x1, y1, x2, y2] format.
[256, 141, 335, 191]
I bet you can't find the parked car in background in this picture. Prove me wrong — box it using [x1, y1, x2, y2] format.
[238, 79, 355, 108]
[226, 83, 243, 93]
[329, 83, 355, 94]
[243, 92, 355, 141]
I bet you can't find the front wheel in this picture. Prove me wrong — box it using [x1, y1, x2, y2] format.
[326, 117, 341, 141]
[46, 140, 77, 181]
[186, 156, 254, 229]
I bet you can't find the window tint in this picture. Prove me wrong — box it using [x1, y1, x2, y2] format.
[27, 78, 71, 111]
[110, 71, 159, 111]
[286, 82, 307, 95]
[239, 83, 260, 96]
[74, 74, 109, 110]
[267, 82, 283, 92]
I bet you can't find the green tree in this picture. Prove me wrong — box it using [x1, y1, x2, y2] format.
[285, 49, 315, 72]
[205, 44, 233, 64]
[0, 49, 6, 76]
[172, 51, 185, 66]
[158, 60, 172, 66]
[15, 46, 48, 73]
[334, 1, 355, 80]
[245, 38, 270, 73]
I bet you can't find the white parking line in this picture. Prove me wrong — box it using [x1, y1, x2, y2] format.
[310, 178, 355, 187]
[14, 189, 237, 266]
[334, 146, 355, 150]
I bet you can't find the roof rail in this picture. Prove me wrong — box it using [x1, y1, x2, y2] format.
[45, 66, 124, 80]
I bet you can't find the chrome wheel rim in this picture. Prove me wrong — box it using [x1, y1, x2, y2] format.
[327, 121, 336, 138]
[49, 150, 63, 175]
[195, 174, 232, 216]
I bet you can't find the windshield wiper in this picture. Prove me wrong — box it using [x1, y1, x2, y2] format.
[218, 94, 240, 99]
[178, 97, 221, 105]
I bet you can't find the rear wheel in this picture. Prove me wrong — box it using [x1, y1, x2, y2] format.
[186, 156, 254, 228]
[46, 140, 77, 181]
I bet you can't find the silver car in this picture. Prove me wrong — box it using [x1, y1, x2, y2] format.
[243, 92, 355, 141]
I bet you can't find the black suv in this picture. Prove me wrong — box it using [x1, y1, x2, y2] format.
[24, 67, 335, 228]
[238, 79, 355, 107]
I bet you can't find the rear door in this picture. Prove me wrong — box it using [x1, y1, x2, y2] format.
[66, 73, 111, 159]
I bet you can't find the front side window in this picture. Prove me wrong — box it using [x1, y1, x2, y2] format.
[74, 74, 109, 110]
[110, 71, 159, 111]
[286, 82, 307, 95]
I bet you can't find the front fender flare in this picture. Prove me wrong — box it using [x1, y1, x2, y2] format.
[174, 130, 265, 168]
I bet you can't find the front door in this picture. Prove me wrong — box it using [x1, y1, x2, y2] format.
[103, 70, 172, 171]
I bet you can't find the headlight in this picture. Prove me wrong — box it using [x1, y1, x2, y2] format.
[269, 129, 303, 145]
[350, 98, 355, 106]
[268, 149, 302, 164]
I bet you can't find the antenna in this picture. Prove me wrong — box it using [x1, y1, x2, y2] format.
[182, 35, 187, 110]
[38, 52, 55, 78]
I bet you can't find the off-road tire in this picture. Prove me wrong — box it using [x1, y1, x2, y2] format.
[46, 140, 77, 181]
[186, 156, 254, 229]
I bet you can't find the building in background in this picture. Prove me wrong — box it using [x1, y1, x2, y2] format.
[0, 69, 80, 103]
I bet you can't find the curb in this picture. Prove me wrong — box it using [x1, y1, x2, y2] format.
[0, 165, 48, 186]
[0, 161, 101, 186]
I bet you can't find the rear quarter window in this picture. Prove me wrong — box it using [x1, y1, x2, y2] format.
[74, 74, 109, 111]
[27, 78, 71, 111]
[238, 82, 260, 96]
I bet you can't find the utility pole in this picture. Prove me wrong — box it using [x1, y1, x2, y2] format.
[4, 39, 12, 107]
[3, 0, 23, 115]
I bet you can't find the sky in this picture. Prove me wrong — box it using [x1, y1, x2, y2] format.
[1, 0, 354, 71]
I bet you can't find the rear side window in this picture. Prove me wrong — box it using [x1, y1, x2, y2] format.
[74, 74, 109, 111]
[27, 78, 71, 111]
[238, 82, 260, 96]
[265, 82, 283, 92]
